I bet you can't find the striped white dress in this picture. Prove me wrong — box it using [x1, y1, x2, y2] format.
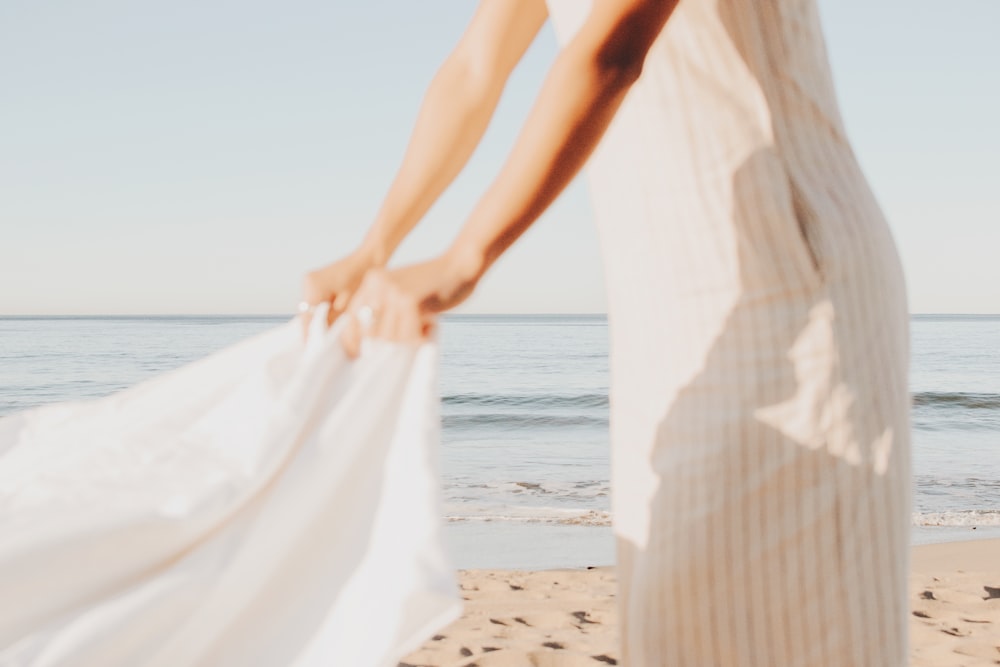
[547, 1, 911, 664]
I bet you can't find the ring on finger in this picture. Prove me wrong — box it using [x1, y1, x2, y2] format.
[298, 301, 317, 315]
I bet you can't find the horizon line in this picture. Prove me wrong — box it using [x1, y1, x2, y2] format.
[0, 312, 997, 318]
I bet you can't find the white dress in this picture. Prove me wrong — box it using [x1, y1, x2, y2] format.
[0, 308, 460, 667]
[547, 1, 910, 664]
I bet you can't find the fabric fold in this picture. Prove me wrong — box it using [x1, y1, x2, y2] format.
[0, 306, 461, 666]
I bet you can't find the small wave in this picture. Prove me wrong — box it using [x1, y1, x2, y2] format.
[449, 510, 1000, 528]
[444, 479, 611, 501]
[913, 391, 1000, 410]
[442, 392, 608, 409]
[448, 510, 1000, 528]
[446, 510, 612, 527]
[443, 413, 607, 429]
[915, 476, 1000, 490]
[912, 510, 1000, 527]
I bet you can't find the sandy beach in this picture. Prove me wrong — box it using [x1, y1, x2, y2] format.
[402, 538, 1000, 666]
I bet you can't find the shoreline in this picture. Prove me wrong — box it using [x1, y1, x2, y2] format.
[404, 538, 1000, 667]
[444, 521, 1000, 571]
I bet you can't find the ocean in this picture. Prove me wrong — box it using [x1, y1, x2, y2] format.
[1, 314, 998, 569]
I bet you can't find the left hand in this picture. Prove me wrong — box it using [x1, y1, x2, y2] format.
[299, 248, 379, 340]
[339, 250, 483, 358]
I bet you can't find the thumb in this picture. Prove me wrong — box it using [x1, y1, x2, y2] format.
[328, 291, 351, 327]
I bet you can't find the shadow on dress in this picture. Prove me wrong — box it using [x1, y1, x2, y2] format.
[616, 147, 908, 665]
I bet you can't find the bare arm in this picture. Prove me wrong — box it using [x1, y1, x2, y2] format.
[301, 0, 545, 332]
[358, 0, 549, 266]
[449, 0, 680, 277]
[338, 0, 681, 355]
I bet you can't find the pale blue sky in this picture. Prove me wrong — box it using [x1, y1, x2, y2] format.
[2, 1, 997, 315]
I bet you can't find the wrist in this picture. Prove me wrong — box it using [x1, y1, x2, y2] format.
[355, 237, 393, 269]
[443, 241, 487, 286]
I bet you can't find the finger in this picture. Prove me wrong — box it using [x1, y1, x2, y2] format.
[340, 283, 376, 358]
[328, 291, 351, 327]
[372, 290, 406, 341]
[326, 297, 339, 328]
[332, 291, 351, 311]
[396, 294, 426, 343]
[354, 273, 383, 335]
[339, 309, 361, 359]
[420, 314, 437, 341]
[368, 291, 394, 342]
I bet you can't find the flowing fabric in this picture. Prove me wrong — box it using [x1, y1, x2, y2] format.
[0, 306, 461, 667]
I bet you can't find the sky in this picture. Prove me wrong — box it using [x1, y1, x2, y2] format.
[1, 1, 998, 315]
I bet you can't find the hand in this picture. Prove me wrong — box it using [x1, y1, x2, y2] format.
[339, 250, 483, 358]
[300, 249, 379, 338]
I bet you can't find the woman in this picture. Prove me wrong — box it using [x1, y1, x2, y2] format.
[303, 0, 911, 665]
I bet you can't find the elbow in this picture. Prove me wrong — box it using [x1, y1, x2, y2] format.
[589, 25, 650, 90]
[594, 50, 645, 89]
[587, 3, 669, 89]
[585, 43, 645, 95]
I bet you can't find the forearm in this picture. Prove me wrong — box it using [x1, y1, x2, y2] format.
[449, 1, 677, 281]
[448, 50, 633, 275]
[358, 56, 507, 266]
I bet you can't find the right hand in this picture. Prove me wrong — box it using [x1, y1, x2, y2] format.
[300, 250, 379, 338]
[337, 249, 484, 358]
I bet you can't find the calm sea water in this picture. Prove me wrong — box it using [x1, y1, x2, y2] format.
[1, 314, 998, 567]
